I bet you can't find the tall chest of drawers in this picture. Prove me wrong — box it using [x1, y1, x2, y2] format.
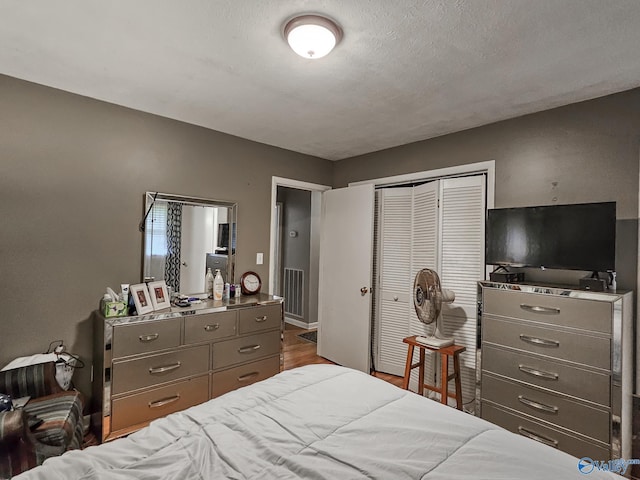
[92, 295, 283, 442]
[477, 281, 633, 460]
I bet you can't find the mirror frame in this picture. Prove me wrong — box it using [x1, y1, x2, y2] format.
[142, 191, 237, 294]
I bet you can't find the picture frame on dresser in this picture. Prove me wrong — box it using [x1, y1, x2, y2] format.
[130, 283, 154, 315]
[148, 280, 170, 310]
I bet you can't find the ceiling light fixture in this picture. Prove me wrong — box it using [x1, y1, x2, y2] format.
[283, 14, 343, 60]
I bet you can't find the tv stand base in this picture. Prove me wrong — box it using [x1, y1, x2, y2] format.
[579, 271, 607, 291]
[489, 267, 524, 284]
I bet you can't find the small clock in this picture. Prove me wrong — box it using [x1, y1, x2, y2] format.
[240, 271, 262, 295]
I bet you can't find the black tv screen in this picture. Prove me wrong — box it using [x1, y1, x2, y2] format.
[217, 223, 236, 251]
[486, 202, 616, 272]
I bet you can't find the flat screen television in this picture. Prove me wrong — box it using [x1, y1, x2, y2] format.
[217, 223, 236, 252]
[485, 202, 616, 272]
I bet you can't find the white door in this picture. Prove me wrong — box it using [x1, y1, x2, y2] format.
[317, 184, 374, 372]
[438, 175, 486, 407]
[375, 181, 440, 377]
[180, 206, 216, 293]
[373, 175, 485, 408]
[375, 186, 413, 375]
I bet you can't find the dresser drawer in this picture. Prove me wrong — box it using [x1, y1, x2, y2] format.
[482, 374, 610, 443]
[482, 345, 610, 406]
[111, 375, 209, 432]
[212, 331, 280, 370]
[238, 304, 281, 335]
[211, 355, 280, 398]
[482, 402, 610, 459]
[483, 316, 610, 369]
[112, 344, 209, 394]
[184, 311, 237, 344]
[112, 319, 181, 358]
[483, 288, 612, 334]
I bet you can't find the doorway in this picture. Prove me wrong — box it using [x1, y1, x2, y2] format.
[276, 187, 311, 326]
[269, 177, 331, 333]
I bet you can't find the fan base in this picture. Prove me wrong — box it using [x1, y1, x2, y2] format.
[415, 336, 454, 348]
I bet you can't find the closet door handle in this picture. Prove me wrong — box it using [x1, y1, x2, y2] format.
[519, 334, 559, 348]
[520, 304, 560, 315]
[149, 362, 181, 374]
[517, 426, 558, 448]
[237, 372, 260, 382]
[148, 395, 180, 409]
[518, 364, 558, 380]
[518, 395, 559, 414]
[204, 323, 220, 331]
[139, 333, 159, 342]
[238, 344, 261, 354]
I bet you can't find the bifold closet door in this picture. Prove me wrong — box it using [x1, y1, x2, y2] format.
[375, 187, 413, 376]
[375, 182, 439, 378]
[438, 176, 486, 410]
[407, 181, 440, 389]
[374, 175, 485, 410]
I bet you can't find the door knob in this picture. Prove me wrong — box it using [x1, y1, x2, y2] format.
[360, 287, 369, 296]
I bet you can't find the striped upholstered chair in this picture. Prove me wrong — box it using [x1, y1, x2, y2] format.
[0, 362, 84, 478]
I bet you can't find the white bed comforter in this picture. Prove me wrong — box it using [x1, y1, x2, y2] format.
[17, 364, 619, 479]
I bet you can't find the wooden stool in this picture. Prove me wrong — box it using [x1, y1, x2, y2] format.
[401, 335, 466, 410]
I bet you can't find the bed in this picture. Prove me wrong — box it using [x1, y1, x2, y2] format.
[16, 364, 620, 479]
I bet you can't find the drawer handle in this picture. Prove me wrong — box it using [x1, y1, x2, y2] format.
[238, 344, 261, 354]
[148, 394, 180, 409]
[520, 304, 560, 315]
[518, 395, 559, 414]
[517, 426, 559, 448]
[255, 316, 268, 323]
[204, 323, 220, 331]
[149, 362, 182, 374]
[237, 371, 260, 382]
[139, 333, 159, 342]
[519, 334, 560, 348]
[518, 364, 558, 380]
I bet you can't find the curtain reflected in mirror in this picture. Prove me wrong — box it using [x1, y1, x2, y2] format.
[143, 192, 237, 296]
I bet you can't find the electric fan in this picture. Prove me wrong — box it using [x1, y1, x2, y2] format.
[413, 269, 455, 348]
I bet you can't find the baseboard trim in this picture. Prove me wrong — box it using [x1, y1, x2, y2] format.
[285, 317, 318, 330]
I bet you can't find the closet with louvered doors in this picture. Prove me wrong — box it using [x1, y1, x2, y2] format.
[373, 175, 485, 411]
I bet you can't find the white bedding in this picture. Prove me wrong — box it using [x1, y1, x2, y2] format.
[17, 365, 619, 479]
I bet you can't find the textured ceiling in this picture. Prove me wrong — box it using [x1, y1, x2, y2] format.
[2, 1, 640, 160]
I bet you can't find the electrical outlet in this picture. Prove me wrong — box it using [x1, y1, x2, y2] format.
[256, 252, 263, 265]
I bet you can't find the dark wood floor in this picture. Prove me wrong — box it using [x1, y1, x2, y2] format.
[284, 323, 404, 388]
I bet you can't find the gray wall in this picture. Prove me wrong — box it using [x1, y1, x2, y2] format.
[0, 75, 333, 397]
[2, 72, 639, 400]
[277, 187, 312, 324]
[334, 89, 640, 291]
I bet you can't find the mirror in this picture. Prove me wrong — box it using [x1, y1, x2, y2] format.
[142, 192, 237, 296]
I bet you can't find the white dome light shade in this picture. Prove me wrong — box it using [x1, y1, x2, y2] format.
[288, 24, 335, 59]
[284, 15, 342, 59]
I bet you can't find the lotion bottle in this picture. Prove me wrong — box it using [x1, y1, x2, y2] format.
[213, 269, 224, 301]
[205, 268, 214, 298]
